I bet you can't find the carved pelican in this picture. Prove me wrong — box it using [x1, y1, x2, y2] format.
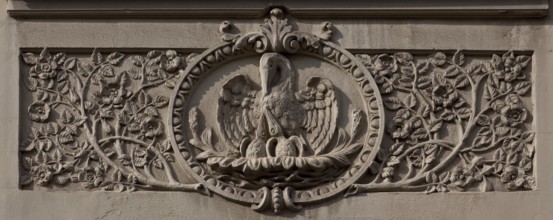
[217, 53, 338, 159]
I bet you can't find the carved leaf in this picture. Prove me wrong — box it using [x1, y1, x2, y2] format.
[412, 128, 428, 140]
[53, 53, 66, 65]
[390, 143, 404, 156]
[425, 172, 438, 183]
[144, 106, 159, 117]
[452, 50, 465, 66]
[466, 63, 482, 75]
[439, 172, 450, 182]
[428, 119, 443, 133]
[63, 58, 77, 70]
[147, 50, 164, 59]
[52, 149, 64, 162]
[47, 123, 60, 134]
[35, 151, 48, 164]
[445, 66, 460, 78]
[483, 85, 497, 101]
[91, 74, 104, 86]
[417, 61, 432, 75]
[78, 61, 93, 77]
[39, 48, 51, 61]
[456, 107, 472, 119]
[516, 55, 531, 68]
[154, 96, 169, 108]
[61, 110, 73, 124]
[100, 65, 115, 77]
[57, 71, 68, 82]
[383, 97, 402, 110]
[20, 140, 36, 152]
[69, 89, 80, 104]
[23, 77, 38, 91]
[35, 89, 48, 101]
[137, 90, 152, 107]
[417, 76, 432, 89]
[128, 67, 142, 80]
[418, 104, 431, 118]
[403, 93, 417, 109]
[514, 82, 531, 95]
[201, 128, 214, 147]
[381, 82, 394, 94]
[454, 75, 470, 89]
[440, 111, 455, 121]
[106, 52, 125, 65]
[112, 169, 123, 183]
[65, 124, 78, 135]
[326, 143, 362, 166]
[22, 52, 37, 65]
[475, 136, 492, 148]
[476, 115, 490, 126]
[520, 132, 535, 144]
[91, 48, 103, 65]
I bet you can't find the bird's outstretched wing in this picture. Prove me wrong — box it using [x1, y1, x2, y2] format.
[217, 75, 260, 148]
[295, 77, 338, 155]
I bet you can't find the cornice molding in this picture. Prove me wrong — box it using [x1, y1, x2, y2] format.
[8, 0, 549, 19]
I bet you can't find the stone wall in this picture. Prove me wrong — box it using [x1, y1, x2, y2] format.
[1, 1, 553, 219]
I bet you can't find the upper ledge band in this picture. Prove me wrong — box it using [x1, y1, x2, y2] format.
[7, 0, 549, 19]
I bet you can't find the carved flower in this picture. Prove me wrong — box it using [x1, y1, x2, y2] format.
[28, 53, 58, 85]
[492, 51, 529, 82]
[388, 110, 419, 140]
[161, 50, 181, 73]
[449, 166, 476, 187]
[373, 54, 398, 77]
[97, 82, 132, 108]
[28, 101, 51, 122]
[79, 167, 104, 189]
[500, 94, 527, 127]
[391, 116, 413, 139]
[501, 165, 534, 191]
[140, 116, 163, 139]
[432, 81, 459, 110]
[30, 164, 53, 186]
[31, 62, 57, 80]
[381, 167, 394, 179]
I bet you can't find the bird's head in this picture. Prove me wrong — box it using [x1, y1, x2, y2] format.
[259, 53, 295, 96]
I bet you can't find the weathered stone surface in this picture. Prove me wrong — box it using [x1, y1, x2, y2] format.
[2, 1, 553, 219]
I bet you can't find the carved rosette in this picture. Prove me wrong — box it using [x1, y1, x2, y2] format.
[168, 8, 383, 213]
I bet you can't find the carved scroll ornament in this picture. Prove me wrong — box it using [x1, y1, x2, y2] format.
[19, 8, 534, 214]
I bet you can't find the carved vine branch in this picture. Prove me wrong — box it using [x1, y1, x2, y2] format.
[348, 50, 534, 195]
[20, 48, 206, 194]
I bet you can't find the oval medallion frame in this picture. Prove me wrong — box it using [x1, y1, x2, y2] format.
[168, 9, 384, 211]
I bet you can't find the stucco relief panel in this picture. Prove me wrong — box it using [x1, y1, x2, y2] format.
[18, 8, 535, 214]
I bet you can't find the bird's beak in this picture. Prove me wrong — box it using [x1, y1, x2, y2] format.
[260, 57, 271, 96]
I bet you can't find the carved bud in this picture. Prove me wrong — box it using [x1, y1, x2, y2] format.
[189, 107, 200, 138]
